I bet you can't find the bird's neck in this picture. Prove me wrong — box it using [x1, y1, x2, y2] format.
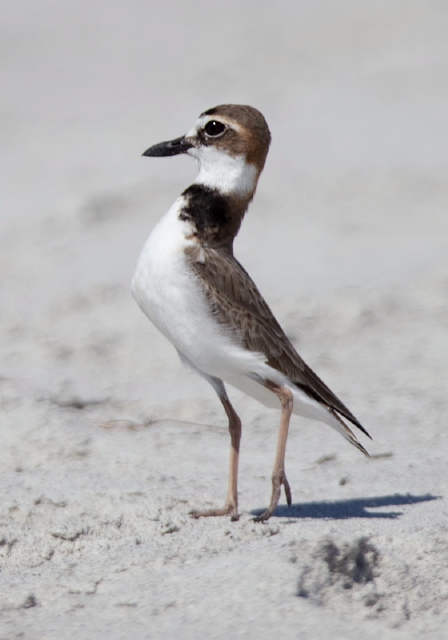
[175, 149, 264, 251]
[180, 182, 252, 252]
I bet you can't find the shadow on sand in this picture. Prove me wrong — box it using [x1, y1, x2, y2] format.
[251, 493, 440, 520]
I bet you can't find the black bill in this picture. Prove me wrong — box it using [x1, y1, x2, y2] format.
[142, 136, 193, 157]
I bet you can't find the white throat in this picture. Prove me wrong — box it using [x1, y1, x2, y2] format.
[188, 146, 257, 196]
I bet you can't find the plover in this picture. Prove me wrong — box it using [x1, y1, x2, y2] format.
[132, 104, 370, 521]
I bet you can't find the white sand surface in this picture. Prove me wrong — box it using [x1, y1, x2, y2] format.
[1, 1, 447, 638]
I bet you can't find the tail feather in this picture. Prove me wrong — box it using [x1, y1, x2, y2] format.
[328, 409, 370, 457]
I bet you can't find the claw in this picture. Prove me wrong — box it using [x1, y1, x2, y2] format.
[283, 475, 292, 506]
[253, 471, 291, 522]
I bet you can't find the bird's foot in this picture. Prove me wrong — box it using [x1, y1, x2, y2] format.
[253, 470, 291, 522]
[190, 501, 239, 522]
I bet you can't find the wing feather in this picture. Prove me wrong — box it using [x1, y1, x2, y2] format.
[189, 246, 370, 438]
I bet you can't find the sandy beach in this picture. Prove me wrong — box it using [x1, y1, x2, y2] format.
[1, 1, 447, 638]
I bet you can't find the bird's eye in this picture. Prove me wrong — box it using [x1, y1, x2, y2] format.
[204, 120, 226, 137]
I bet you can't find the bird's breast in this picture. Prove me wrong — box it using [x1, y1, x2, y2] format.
[131, 198, 222, 360]
[131, 198, 270, 382]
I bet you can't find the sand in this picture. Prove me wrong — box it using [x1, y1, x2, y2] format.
[1, 1, 447, 638]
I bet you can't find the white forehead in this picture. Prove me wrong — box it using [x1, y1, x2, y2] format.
[185, 114, 243, 138]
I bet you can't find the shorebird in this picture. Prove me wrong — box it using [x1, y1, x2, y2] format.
[132, 104, 370, 521]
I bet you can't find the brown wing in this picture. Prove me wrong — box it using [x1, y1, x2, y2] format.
[189, 246, 370, 438]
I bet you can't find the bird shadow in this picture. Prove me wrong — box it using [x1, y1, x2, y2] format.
[251, 493, 440, 520]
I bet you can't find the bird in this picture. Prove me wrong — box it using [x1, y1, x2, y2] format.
[132, 104, 371, 522]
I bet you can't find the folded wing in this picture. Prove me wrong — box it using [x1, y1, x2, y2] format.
[190, 246, 370, 439]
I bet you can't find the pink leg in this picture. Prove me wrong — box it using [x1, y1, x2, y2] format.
[190, 390, 242, 521]
[254, 382, 293, 522]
